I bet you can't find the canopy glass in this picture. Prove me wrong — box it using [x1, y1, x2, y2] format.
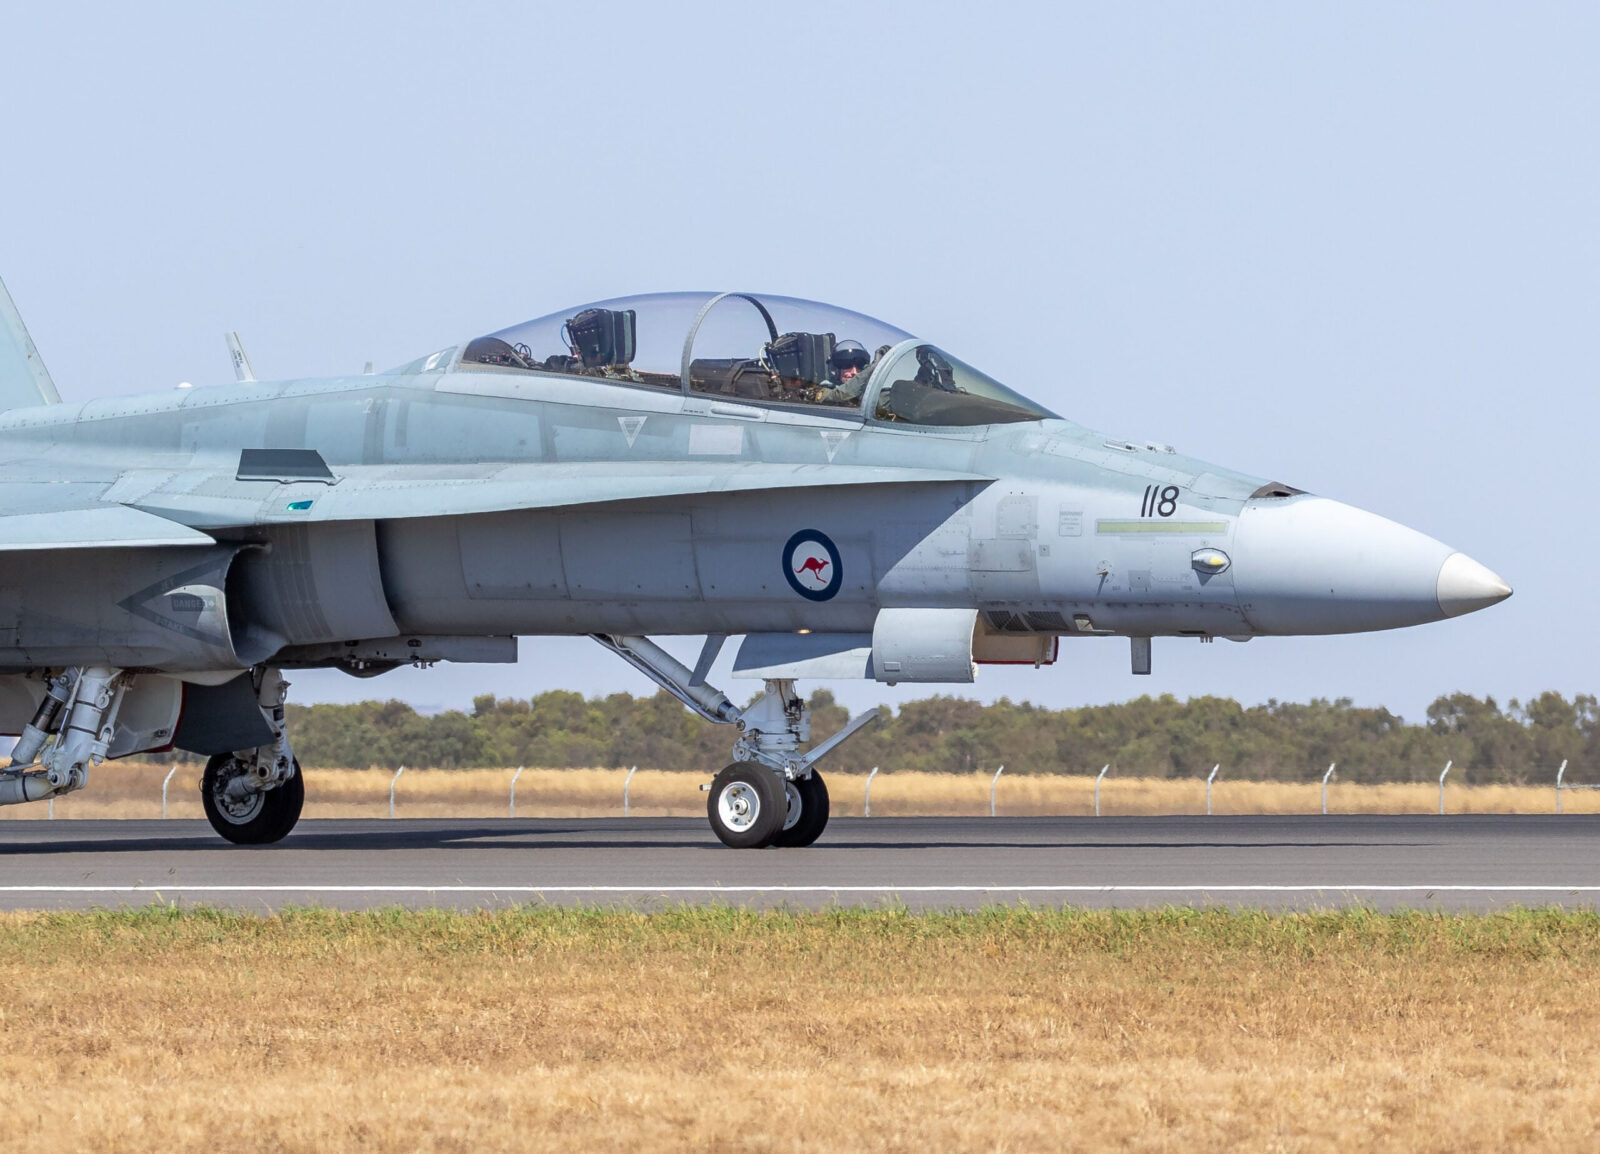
[453, 292, 1053, 426]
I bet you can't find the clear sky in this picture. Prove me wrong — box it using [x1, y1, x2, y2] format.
[0, 3, 1593, 724]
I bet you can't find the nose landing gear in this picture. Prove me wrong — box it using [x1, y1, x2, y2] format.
[595, 634, 876, 848]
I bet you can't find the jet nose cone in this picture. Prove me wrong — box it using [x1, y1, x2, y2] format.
[1234, 496, 1514, 635]
[1436, 552, 1513, 618]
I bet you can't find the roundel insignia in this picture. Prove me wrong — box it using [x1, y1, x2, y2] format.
[783, 529, 843, 602]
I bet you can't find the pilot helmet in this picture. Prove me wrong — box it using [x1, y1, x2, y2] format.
[830, 340, 870, 372]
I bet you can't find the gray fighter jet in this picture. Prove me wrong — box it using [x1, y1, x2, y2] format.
[0, 283, 1511, 848]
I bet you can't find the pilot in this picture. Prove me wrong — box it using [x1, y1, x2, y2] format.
[809, 340, 874, 405]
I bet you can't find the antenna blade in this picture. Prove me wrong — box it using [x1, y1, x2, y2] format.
[225, 332, 257, 382]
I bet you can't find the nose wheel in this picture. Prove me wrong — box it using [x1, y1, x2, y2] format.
[774, 771, 830, 848]
[707, 763, 787, 848]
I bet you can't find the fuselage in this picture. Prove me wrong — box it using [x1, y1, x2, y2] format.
[0, 356, 1507, 676]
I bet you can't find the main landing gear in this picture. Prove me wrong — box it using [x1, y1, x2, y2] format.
[198, 668, 304, 845]
[202, 753, 304, 844]
[595, 634, 873, 849]
[0, 664, 306, 844]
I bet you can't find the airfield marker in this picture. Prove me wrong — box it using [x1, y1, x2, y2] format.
[509, 766, 524, 818]
[389, 765, 405, 818]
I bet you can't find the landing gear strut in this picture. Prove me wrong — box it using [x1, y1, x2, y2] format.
[595, 634, 876, 848]
[0, 666, 130, 807]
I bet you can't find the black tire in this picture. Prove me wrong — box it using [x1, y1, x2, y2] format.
[773, 771, 830, 848]
[707, 762, 786, 849]
[201, 754, 304, 845]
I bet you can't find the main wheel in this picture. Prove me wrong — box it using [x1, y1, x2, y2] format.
[707, 762, 786, 848]
[773, 770, 830, 848]
[201, 754, 305, 845]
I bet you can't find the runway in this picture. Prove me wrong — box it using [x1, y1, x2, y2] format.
[0, 814, 1597, 911]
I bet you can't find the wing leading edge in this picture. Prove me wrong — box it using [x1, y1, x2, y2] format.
[127, 461, 992, 530]
[0, 462, 990, 543]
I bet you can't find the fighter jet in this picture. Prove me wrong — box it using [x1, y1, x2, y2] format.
[0, 282, 1511, 848]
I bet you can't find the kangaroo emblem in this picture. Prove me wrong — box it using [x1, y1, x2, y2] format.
[794, 556, 831, 582]
[783, 530, 841, 601]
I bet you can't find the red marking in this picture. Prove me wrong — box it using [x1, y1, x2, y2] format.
[794, 556, 831, 583]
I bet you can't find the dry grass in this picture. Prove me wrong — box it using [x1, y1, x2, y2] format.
[0, 906, 1596, 1152]
[15, 762, 1597, 820]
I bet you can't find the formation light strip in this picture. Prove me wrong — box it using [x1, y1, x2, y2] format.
[1096, 520, 1228, 534]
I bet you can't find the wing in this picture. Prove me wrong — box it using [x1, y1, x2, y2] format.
[0, 505, 215, 551]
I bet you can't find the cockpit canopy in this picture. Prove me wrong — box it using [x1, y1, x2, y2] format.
[451, 292, 1054, 427]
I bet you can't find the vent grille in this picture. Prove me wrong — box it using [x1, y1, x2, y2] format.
[984, 611, 1068, 634]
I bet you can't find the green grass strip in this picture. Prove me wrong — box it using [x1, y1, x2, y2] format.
[2, 904, 1598, 962]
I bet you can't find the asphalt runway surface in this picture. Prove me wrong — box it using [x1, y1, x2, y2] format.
[0, 814, 1598, 912]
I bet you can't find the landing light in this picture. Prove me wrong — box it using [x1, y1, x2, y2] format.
[1191, 549, 1231, 575]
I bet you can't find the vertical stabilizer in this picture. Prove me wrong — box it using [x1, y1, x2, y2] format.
[0, 277, 61, 407]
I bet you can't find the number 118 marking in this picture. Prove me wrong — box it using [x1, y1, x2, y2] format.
[1140, 484, 1179, 518]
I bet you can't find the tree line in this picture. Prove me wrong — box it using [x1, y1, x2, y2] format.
[196, 689, 1600, 785]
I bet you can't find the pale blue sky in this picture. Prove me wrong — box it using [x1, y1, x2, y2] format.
[0, 3, 1593, 725]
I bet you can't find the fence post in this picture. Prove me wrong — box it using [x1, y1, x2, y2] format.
[1321, 763, 1336, 815]
[162, 767, 177, 819]
[1094, 764, 1110, 817]
[509, 765, 524, 818]
[47, 796, 53, 820]
[989, 765, 1005, 817]
[389, 765, 405, 818]
[1557, 760, 1569, 814]
[1206, 764, 1221, 816]
[623, 765, 638, 816]
[1437, 760, 1452, 815]
[864, 766, 879, 817]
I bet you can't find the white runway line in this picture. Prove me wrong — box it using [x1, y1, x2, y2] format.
[0, 884, 1596, 895]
